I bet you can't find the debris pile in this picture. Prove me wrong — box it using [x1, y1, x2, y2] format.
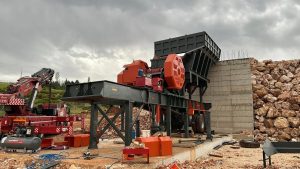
[99, 107, 151, 139]
[251, 59, 300, 142]
[157, 159, 223, 169]
[0, 157, 23, 169]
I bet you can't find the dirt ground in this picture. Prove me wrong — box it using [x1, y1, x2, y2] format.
[159, 145, 300, 169]
[0, 140, 299, 169]
[0, 114, 298, 169]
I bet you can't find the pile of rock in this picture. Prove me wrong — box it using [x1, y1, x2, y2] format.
[251, 59, 300, 142]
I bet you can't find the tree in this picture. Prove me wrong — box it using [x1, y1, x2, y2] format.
[55, 72, 60, 83]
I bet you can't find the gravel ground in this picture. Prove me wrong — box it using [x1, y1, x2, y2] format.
[158, 145, 300, 169]
[0, 143, 299, 169]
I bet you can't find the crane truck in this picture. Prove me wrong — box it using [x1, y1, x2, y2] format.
[0, 68, 83, 138]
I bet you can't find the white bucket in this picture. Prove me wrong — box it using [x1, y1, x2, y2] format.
[141, 130, 151, 137]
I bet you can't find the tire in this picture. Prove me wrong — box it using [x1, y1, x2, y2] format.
[239, 139, 260, 148]
[192, 114, 205, 133]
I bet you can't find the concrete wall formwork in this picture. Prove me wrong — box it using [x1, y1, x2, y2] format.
[197, 58, 254, 133]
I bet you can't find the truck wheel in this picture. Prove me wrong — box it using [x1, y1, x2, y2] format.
[239, 139, 260, 148]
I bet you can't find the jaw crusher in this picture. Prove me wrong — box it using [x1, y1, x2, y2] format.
[117, 32, 220, 136]
[62, 31, 221, 148]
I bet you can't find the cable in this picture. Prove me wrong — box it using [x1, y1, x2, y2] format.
[106, 160, 121, 169]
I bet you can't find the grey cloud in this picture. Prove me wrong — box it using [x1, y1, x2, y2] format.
[0, 0, 299, 82]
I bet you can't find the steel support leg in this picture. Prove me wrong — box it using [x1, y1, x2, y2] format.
[88, 103, 98, 149]
[124, 102, 133, 146]
[136, 120, 140, 138]
[166, 106, 171, 136]
[120, 106, 125, 132]
[269, 155, 271, 166]
[204, 111, 212, 140]
[184, 108, 189, 138]
[263, 151, 266, 168]
[151, 105, 156, 126]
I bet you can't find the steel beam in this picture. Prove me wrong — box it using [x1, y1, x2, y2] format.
[96, 106, 124, 141]
[88, 103, 98, 149]
[97, 105, 113, 127]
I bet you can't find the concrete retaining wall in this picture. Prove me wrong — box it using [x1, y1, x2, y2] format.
[195, 58, 254, 133]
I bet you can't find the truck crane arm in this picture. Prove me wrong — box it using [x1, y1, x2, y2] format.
[0, 68, 54, 115]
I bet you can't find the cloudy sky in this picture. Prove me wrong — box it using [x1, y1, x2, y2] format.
[0, 0, 299, 82]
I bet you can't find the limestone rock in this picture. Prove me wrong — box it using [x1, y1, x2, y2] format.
[288, 117, 300, 128]
[254, 122, 264, 128]
[266, 107, 277, 118]
[281, 102, 291, 110]
[290, 128, 299, 137]
[278, 131, 291, 141]
[282, 109, 296, 117]
[253, 84, 264, 91]
[274, 82, 283, 88]
[254, 99, 265, 109]
[282, 83, 293, 91]
[279, 75, 291, 82]
[290, 104, 300, 111]
[277, 92, 291, 101]
[266, 128, 276, 136]
[256, 88, 268, 97]
[255, 106, 269, 116]
[254, 133, 266, 142]
[264, 119, 274, 128]
[274, 117, 289, 129]
[269, 89, 281, 97]
[258, 116, 265, 123]
[259, 125, 266, 133]
[263, 94, 277, 103]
